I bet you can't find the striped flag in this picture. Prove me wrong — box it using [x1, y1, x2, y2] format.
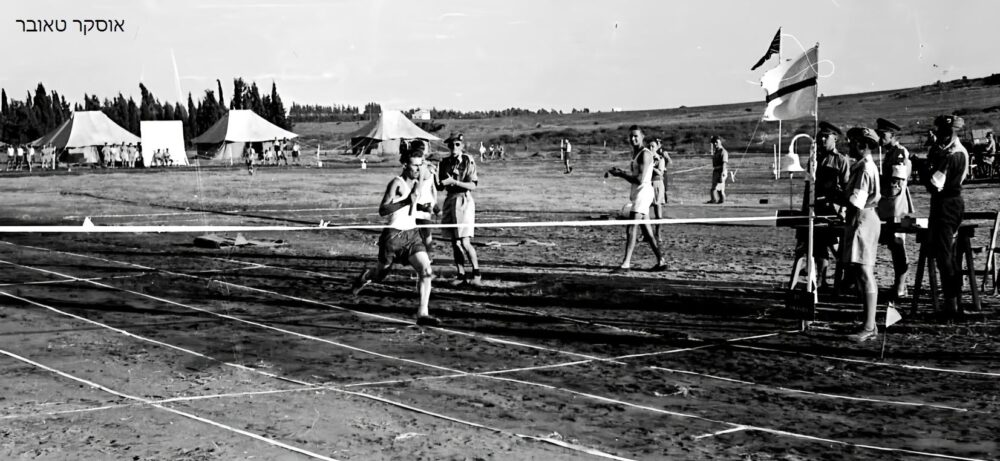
[761, 45, 818, 121]
[750, 28, 781, 71]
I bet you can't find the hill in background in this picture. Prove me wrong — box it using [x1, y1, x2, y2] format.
[294, 74, 1000, 158]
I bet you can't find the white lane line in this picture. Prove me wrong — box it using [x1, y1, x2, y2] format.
[0, 290, 635, 461]
[0, 347, 341, 461]
[733, 345, 1000, 378]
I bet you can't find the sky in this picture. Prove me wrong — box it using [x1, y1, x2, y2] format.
[1, 0, 997, 112]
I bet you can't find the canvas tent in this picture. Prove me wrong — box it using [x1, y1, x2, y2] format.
[31, 111, 140, 164]
[349, 110, 440, 156]
[140, 121, 189, 166]
[192, 110, 298, 164]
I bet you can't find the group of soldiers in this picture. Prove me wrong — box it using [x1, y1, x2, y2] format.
[803, 115, 970, 342]
[477, 142, 506, 161]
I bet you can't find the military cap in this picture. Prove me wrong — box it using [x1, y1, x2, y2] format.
[846, 127, 879, 145]
[817, 121, 842, 137]
[875, 118, 901, 133]
[933, 114, 965, 130]
[445, 133, 465, 145]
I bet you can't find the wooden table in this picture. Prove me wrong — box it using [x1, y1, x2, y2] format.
[909, 222, 981, 315]
[788, 220, 981, 313]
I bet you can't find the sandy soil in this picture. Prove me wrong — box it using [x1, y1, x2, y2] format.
[0, 158, 998, 460]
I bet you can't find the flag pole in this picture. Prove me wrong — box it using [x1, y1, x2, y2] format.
[880, 329, 889, 360]
[803, 42, 820, 331]
[777, 32, 783, 181]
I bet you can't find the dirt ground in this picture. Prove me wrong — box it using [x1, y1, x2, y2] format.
[0, 157, 998, 460]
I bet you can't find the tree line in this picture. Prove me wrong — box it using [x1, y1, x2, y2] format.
[286, 104, 595, 123]
[0, 79, 292, 146]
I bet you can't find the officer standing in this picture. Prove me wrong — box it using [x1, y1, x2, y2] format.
[875, 118, 914, 304]
[924, 115, 969, 319]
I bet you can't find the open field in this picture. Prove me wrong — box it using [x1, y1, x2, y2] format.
[294, 76, 1000, 158]
[0, 155, 998, 460]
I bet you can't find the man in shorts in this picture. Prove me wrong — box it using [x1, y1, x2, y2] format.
[244, 143, 256, 175]
[875, 118, 913, 304]
[562, 139, 573, 174]
[707, 136, 727, 203]
[842, 127, 882, 342]
[438, 133, 483, 286]
[607, 125, 667, 272]
[648, 138, 669, 242]
[351, 148, 439, 326]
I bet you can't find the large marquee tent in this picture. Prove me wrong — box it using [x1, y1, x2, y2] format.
[349, 110, 440, 156]
[192, 110, 298, 164]
[31, 111, 140, 164]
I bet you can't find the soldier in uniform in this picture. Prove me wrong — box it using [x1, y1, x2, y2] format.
[842, 127, 882, 342]
[982, 132, 997, 177]
[875, 118, 914, 304]
[438, 133, 483, 287]
[924, 115, 969, 319]
[800, 121, 851, 290]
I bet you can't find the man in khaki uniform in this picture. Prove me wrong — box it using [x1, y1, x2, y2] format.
[875, 118, 913, 304]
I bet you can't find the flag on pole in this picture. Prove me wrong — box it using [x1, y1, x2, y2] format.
[761, 45, 819, 121]
[885, 305, 902, 328]
[750, 28, 781, 71]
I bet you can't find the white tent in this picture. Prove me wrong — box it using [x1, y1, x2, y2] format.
[32, 111, 140, 149]
[349, 110, 440, 156]
[140, 121, 189, 166]
[192, 110, 298, 163]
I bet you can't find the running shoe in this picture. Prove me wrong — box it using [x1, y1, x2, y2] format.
[416, 315, 441, 327]
[351, 269, 372, 295]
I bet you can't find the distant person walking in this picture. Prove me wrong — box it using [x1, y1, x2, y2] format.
[244, 143, 256, 175]
[438, 133, 483, 287]
[874, 118, 914, 304]
[924, 114, 970, 320]
[606, 125, 667, 272]
[707, 136, 728, 204]
[292, 141, 301, 165]
[479, 142, 486, 161]
[561, 139, 573, 174]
